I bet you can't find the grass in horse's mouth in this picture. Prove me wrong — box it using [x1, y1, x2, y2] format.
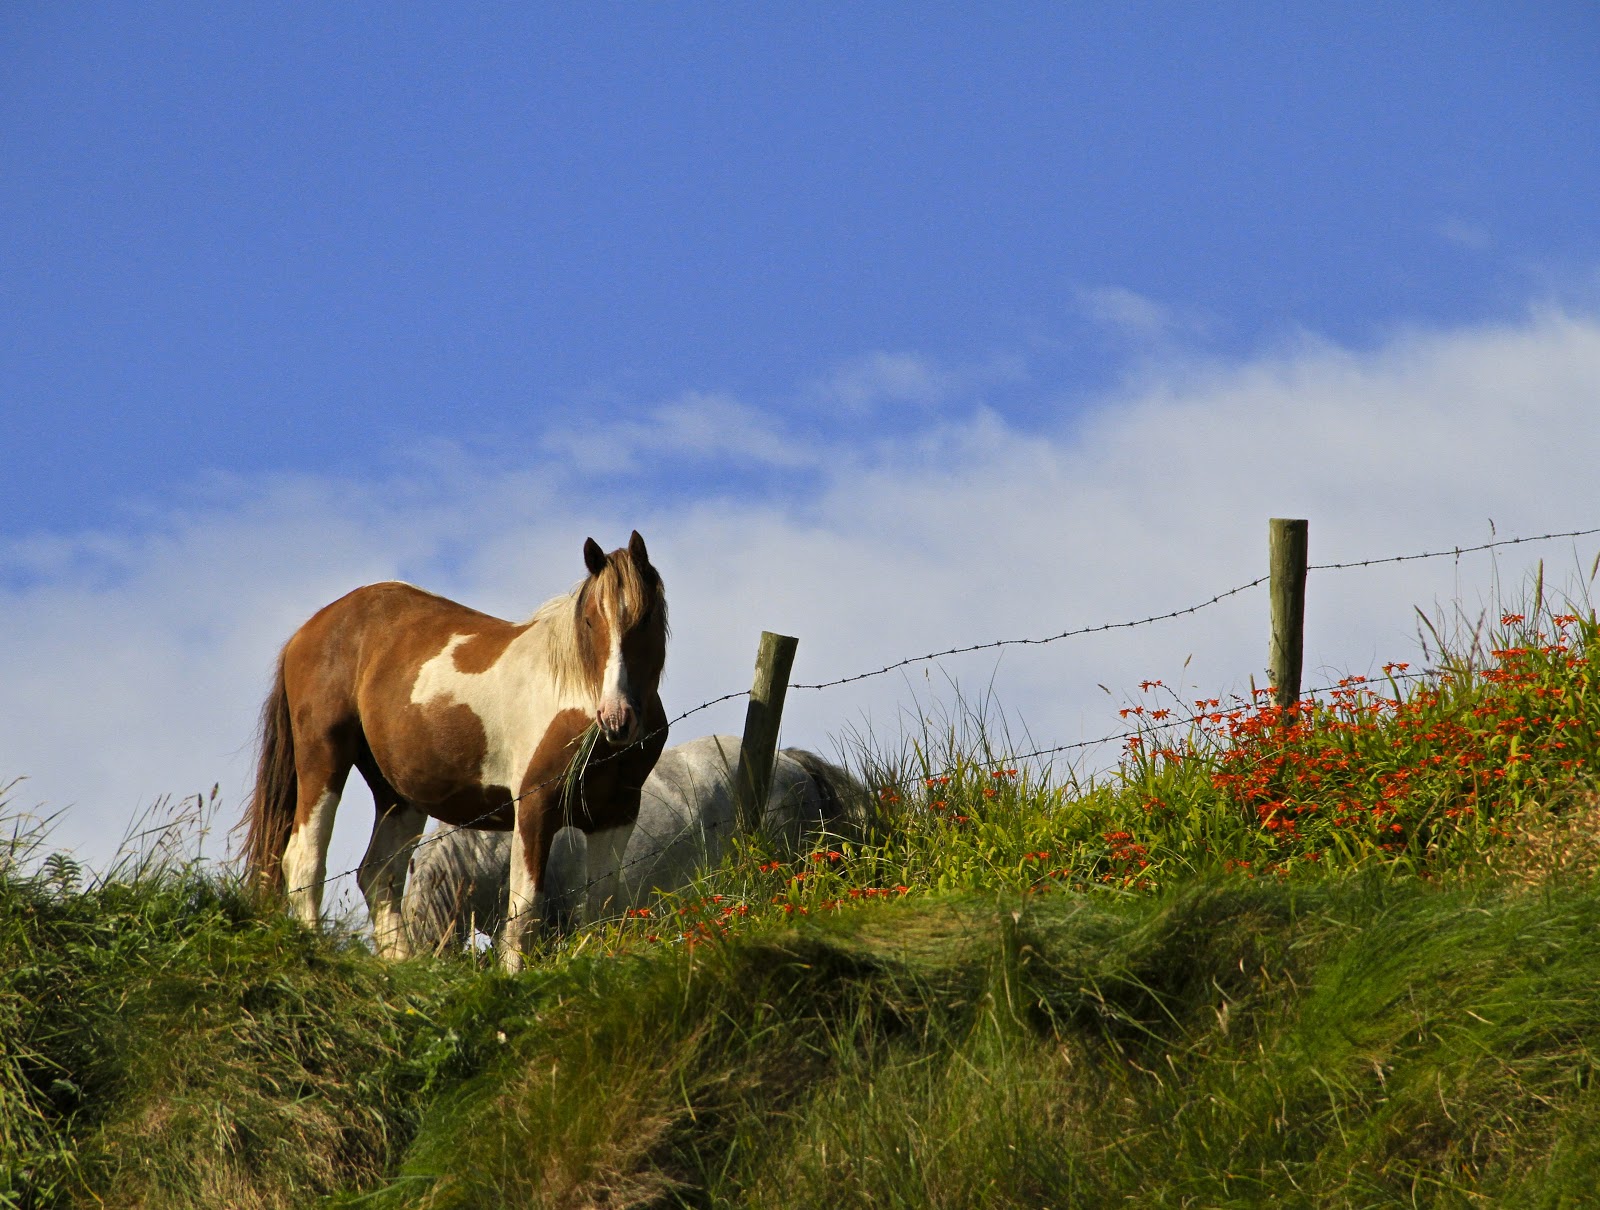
[559, 722, 602, 822]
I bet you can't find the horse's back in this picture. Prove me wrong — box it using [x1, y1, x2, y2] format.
[282, 582, 519, 721]
[401, 735, 864, 949]
[289, 583, 509, 664]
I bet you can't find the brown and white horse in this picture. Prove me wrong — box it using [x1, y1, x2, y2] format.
[241, 531, 668, 969]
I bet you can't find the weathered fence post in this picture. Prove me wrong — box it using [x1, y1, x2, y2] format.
[734, 631, 799, 834]
[1269, 518, 1309, 713]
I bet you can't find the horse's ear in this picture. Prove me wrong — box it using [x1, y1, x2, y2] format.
[583, 538, 607, 577]
[628, 530, 650, 567]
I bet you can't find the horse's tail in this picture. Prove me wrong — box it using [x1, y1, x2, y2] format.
[241, 652, 297, 897]
[783, 748, 872, 842]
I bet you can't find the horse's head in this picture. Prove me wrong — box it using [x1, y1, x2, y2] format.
[577, 530, 667, 746]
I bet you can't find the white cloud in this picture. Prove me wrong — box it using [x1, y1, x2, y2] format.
[5, 308, 1599, 896]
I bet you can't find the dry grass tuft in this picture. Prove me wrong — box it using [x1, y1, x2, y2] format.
[1487, 792, 1600, 887]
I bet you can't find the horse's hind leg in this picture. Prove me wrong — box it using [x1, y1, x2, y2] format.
[354, 758, 427, 959]
[281, 731, 355, 929]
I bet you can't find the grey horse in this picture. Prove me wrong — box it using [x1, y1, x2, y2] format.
[402, 734, 863, 952]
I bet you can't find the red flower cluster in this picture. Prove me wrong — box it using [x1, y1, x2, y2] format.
[1125, 612, 1599, 869]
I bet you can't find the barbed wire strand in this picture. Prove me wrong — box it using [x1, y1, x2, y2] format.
[864, 667, 1441, 794]
[791, 524, 1600, 693]
[1308, 525, 1600, 571]
[790, 575, 1271, 691]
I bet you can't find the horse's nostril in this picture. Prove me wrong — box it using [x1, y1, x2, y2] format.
[597, 700, 638, 744]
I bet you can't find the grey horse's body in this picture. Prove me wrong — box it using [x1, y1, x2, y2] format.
[402, 734, 861, 952]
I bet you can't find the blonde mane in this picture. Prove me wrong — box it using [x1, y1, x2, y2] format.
[526, 587, 590, 698]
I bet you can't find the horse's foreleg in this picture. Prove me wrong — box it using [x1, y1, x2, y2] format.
[583, 821, 635, 924]
[542, 826, 588, 934]
[358, 801, 428, 960]
[502, 794, 560, 973]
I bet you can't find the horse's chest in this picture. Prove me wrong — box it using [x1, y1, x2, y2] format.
[399, 639, 576, 794]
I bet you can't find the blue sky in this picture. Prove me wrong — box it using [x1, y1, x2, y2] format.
[4, 4, 1597, 535]
[4, 5, 1600, 874]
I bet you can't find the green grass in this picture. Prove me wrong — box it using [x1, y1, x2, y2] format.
[12, 863, 1600, 1207]
[5, 596, 1600, 1206]
[344, 879, 1600, 1207]
[0, 818, 482, 1210]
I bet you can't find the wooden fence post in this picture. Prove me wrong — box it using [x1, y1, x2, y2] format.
[1269, 518, 1309, 713]
[734, 631, 799, 834]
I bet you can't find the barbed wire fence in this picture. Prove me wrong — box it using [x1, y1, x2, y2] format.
[284, 521, 1600, 937]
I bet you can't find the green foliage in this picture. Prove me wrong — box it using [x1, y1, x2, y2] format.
[601, 604, 1600, 945]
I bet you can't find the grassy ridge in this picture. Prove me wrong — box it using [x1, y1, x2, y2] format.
[0, 852, 472, 1208]
[4, 601, 1600, 1206]
[8, 871, 1600, 1207]
[344, 879, 1600, 1207]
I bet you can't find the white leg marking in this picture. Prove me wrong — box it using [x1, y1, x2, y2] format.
[502, 822, 544, 973]
[282, 790, 339, 929]
[584, 822, 635, 924]
[358, 805, 428, 960]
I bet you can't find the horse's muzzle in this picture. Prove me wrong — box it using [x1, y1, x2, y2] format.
[597, 705, 641, 747]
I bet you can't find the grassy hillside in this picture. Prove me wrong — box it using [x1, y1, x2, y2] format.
[4, 603, 1599, 1207]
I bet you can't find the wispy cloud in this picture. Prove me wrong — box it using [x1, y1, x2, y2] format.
[1438, 216, 1494, 252]
[821, 351, 950, 410]
[807, 350, 1028, 415]
[543, 390, 819, 475]
[1076, 285, 1174, 337]
[5, 308, 1599, 888]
